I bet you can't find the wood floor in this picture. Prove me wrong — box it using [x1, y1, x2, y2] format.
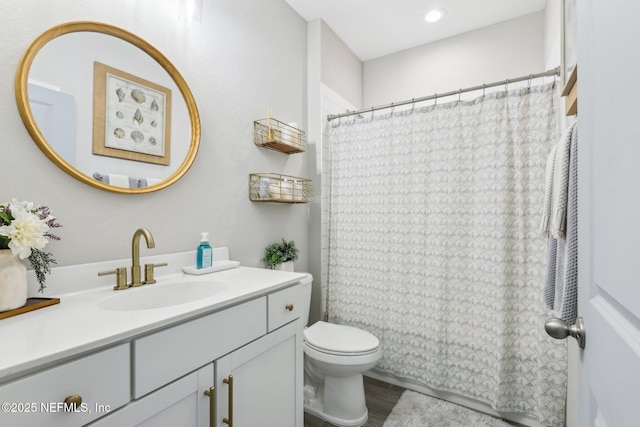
[303, 376, 406, 427]
[303, 376, 523, 427]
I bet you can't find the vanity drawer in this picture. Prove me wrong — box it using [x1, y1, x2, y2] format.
[268, 284, 305, 332]
[133, 297, 266, 398]
[0, 343, 130, 427]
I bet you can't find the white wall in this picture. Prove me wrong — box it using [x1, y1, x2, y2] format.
[1, 0, 310, 293]
[320, 21, 363, 109]
[544, 0, 563, 71]
[306, 19, 363, 323]
[363, 11, 546, 107]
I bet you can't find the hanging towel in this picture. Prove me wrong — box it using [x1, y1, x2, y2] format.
[558, 124, 578, 323]
[540, 144, 558, 235]
[551, 122, 576, 238]
[543, 123, 578, 324]
[543, 235, 558, 309]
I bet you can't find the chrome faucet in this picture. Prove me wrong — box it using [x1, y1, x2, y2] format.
[130, 228, 155, 287]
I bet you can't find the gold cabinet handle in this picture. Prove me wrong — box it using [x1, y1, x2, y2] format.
[223, 375, 233, 426]
[203, 386, 215, 427]
[63, 395, 82, 412]
[285, 304, 294, 311]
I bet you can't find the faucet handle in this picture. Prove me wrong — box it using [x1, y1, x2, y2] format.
[98, 267, 129, 291]
[143, 262, 168, 285]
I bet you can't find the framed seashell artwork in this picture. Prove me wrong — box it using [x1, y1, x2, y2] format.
[92, 61, 172, 165]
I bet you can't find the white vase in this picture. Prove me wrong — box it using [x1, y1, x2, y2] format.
[276, 261, 295, 272]
[0, 249, 28, 312]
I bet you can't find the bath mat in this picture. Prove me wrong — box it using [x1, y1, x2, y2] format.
[382, 390, 512, 427]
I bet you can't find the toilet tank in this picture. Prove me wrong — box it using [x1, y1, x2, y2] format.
[299, 273, 313, 326]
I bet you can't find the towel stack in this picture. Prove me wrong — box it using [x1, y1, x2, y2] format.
[93, 173, 139, 188]
[541, 122, 578, 324]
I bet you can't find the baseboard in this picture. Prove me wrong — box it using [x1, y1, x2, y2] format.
[365, 369, 548, 427]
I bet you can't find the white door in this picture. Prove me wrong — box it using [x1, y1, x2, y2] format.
[577, 1, 640, 426]
[28, 83, 76, 165]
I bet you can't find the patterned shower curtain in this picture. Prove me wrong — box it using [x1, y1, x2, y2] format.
[327, 82, 567, 427]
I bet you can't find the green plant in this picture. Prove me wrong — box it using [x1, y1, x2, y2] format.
[261, 239, 299, 268]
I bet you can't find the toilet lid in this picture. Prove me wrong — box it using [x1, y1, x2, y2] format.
[304, 321, 379, 354]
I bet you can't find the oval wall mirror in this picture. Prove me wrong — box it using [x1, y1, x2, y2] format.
[15, 21, 201, 194]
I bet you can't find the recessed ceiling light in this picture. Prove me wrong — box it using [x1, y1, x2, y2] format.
[424, 8, 446, 23]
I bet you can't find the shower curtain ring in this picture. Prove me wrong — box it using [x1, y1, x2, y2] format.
[370, 107, 375, 120]
[434, 93, 438, 105]
[505, 79, 510, 92]
[458, 88, 462, 102]
[482, 83, 486, 97]
[390, 102, 395, 115]
[528, 74, 534, 89]
[411, 98, 416, 113]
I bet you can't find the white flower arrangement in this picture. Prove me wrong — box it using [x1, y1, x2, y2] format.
[0, 199, 62, 292]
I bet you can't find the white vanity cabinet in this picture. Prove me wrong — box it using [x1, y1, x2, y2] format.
[0, 344, 130, 427]
[87, 282, 305, 427]
[0, 265, 308, 427]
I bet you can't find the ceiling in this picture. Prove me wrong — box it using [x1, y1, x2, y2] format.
[284, 0, 547, 61]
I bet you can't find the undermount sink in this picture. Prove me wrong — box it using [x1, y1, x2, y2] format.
[98, 281, 228, 311]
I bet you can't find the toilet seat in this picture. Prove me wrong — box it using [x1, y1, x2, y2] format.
[304, 321, 379, 356]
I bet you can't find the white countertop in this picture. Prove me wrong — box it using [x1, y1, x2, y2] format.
[0, 254, 307, 383]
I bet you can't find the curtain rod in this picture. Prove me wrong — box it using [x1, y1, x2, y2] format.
[327, 66, 560, 122]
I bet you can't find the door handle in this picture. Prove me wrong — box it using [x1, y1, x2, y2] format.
[223, 375, 233, 426]
[203, 387, 215, 427]
[545, 316, 586, 349]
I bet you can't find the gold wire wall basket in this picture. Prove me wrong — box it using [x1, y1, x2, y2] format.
[249, 173, 312, 203]
[253, 118, 305, 154]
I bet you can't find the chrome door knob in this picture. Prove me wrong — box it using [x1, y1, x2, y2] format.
[545, 316, 586, 349]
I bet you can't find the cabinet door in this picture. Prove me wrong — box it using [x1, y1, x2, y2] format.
[88, 364, 213, 427]
[216, 321, 302, 427]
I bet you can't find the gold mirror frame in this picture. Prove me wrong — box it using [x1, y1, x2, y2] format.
[15, 21, 201, 194]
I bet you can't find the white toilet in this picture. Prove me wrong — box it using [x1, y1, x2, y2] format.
[300, 275, 382, 427]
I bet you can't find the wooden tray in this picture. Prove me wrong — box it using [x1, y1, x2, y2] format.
[0, 297, 60, 320]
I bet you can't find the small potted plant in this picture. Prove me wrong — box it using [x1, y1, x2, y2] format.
[261, 239, 299, 271]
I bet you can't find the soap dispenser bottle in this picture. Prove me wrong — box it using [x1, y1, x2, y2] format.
[197, 232, 213, 269]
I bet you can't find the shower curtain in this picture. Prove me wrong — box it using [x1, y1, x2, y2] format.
[327, 82, 567, 427]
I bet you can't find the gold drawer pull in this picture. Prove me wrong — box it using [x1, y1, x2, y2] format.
[64, 395, 82, 411]
[204, 386, 216, 427]
[223, 375, 233, 426]
[285, 304, 294, 311]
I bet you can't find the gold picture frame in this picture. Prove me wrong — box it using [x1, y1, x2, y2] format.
[92, 61, 172, 165]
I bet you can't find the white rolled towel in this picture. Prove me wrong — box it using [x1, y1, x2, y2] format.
[280, 180, 293, 200]
[269, 182, 281, 199]
[108, 174, 132, 188]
